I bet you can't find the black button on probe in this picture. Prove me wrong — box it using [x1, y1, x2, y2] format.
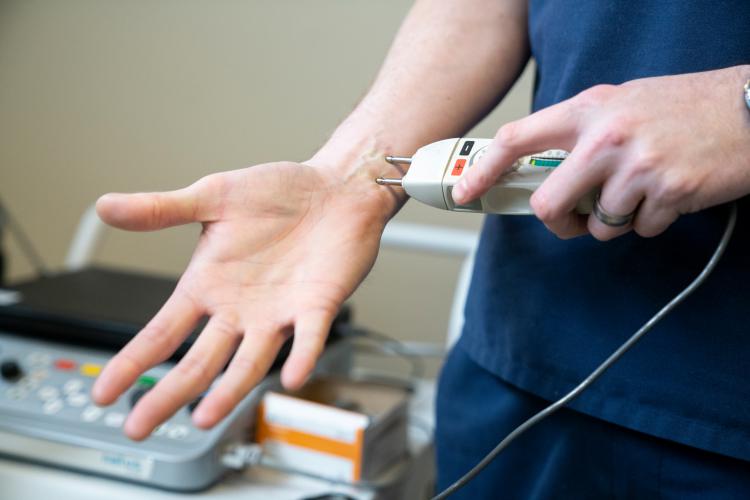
[460, 140, 475, 155]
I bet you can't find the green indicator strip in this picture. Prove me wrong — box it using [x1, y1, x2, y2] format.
[529, 157, 564, 167]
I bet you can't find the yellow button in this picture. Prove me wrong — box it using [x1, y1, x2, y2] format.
[80, 363, 102, 377]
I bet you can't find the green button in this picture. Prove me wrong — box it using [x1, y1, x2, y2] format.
[137, 375, 158, 387]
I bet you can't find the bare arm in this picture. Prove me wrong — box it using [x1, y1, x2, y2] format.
[316, 0, 529, 205]
[92, 0, 529, 440]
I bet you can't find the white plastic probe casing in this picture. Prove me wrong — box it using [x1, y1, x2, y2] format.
[401, 138, 462, 211]
[402, 138, 593, 215]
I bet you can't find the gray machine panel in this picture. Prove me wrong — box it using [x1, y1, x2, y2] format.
[0, 331, 279, 491]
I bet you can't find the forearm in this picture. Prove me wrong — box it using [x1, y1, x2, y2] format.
[312, 0, 529, 212]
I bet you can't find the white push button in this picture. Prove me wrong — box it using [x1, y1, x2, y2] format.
[67, 393, 88, 407]
[167, 425, 189, 440]
[20, 378, 40, 390]
[63, 379, 84, 394]
[30, 369, 49, 381]
[152, 424, 169, 437]
[38, 386, 60, 401]
[81, 406, 103, 422]
[27, 352, 51, 366]
[43, 399, 64, 415]
[6, 387, 27, 400]
[104, 412, 126, 427]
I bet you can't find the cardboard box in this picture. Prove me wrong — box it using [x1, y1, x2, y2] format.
[256, 376, 409, 483]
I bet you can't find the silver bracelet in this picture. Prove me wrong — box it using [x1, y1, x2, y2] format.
[745, 79, 750, 110]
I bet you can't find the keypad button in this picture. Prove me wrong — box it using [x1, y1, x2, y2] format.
[153, 424, 169, 437]
[19, 378, 40, 390]
[67, 393, 88, 407]
[81, 406, 103, 422]
[167, 425, 190, 440]
[29, 369, 49, 381]
[6, 387, 27, 400]
[451, 159, 467, 177]
[104, 412, 126, 427]
[38, 386, 60, 401]
[137, 375, 158, 387]
[460, 140, 475, 156]
[80, 363, 102, 377]
[1, 360, 23, 381]
[63, 379, 84, 394]
[27, 352, 51, 366]
[43, 399, 64, 415]
[54, 359, 76, 371]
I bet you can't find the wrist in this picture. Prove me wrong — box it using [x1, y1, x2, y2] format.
[308, 114, 413, 217]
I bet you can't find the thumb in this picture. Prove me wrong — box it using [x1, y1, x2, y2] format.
[96, 188, 200, 231]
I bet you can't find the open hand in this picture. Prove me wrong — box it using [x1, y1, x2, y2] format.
[92, 160, 391, 440]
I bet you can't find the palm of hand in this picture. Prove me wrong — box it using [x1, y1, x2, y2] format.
[92, 161, 386, 440]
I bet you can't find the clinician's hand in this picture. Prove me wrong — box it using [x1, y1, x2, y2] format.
[452, 65, 750, 240]
[92, 159, 395, 440]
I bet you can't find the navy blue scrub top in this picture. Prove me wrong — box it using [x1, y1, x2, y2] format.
[461, 0, 750, 462]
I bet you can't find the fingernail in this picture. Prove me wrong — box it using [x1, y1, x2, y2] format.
[192, 407, 214, 429]
[124, 420, 146, 441]
[90, 378, 108, 404]
[453, 183, 467, 204]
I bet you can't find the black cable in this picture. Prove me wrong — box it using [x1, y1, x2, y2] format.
[432, 202, 738, 500]
[0, 198, 49, 277]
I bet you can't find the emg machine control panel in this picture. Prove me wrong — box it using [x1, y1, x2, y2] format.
[0, 268, 351, 491]
[0, 332, 276, 491]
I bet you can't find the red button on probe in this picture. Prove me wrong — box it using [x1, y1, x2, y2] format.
[451, 159, 466, 176]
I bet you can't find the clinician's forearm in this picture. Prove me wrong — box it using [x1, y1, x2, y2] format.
[313, 0, 529, 179]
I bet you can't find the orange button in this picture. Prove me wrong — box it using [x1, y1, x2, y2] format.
[55, 359, 76, 371]
[451, 159, 466, 176]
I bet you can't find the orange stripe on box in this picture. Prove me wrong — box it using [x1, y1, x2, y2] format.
[256, 403, 366, 481]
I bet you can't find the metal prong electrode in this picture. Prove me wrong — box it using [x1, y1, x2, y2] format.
[375, 177, 403, 186]
[385, 156, 412, 165]
[377, 155, 411, 186]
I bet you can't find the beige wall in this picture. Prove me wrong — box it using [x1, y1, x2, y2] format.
[0, 0, 533, 346]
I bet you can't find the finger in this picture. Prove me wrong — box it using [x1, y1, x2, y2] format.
[191, 328, 287, 429]
[96, 175, 222, 231]
[96, 190, 198, 231]
[91, 287, 203, 405]
[542, 213, 589, 240]
[631, 195, 680, 238]
[530, 143, 608, 238]
[453, 100, 580, 204]
[587, 173, 645, 241]
[123, 314, 242, 440]
[281, 309, 336, 390]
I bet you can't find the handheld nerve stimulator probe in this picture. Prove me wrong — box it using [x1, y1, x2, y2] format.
[377, 137, 594, 215]
[379, 138, 739, 500]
